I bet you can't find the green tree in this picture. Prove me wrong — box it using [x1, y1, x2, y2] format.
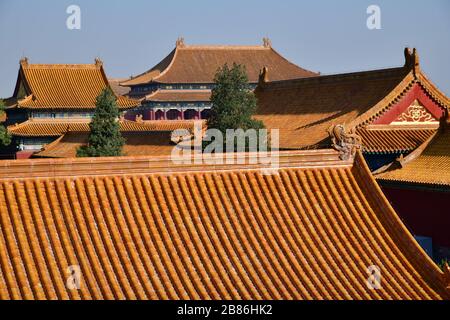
[205, 63, 264, 151]
[77, 88, 124, 157]
[0, 99, 11, 147]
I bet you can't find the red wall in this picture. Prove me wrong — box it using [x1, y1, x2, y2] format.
[16, 151, 35, 159]
[381, 185, 450, 247]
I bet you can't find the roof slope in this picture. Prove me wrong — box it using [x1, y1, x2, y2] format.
[12, 58, 138, 109]
[356, 126, 437, 154]
[121, 39, 318, 86]
[7, 119, 198, 137]
[255, 67, 410, 149]
[108, 78, 131, 96]
[254, 48, 449, 150]
[0, 151, 447, 299]
[34, 132, 176, 158]
[376, 123, 450, 186]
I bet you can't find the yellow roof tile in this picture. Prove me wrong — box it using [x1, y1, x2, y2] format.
[121, 40, 318, 86]
[7, 119, 199, 137]
[0, 151, 447, 299]
[14, 59, 139, 109]
[377, 126, 450, 186]
[357, 127, 437, 153]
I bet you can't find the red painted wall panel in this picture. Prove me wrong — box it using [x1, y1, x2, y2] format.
[16, 151, 35, 159]
[373, 84, 444, 124]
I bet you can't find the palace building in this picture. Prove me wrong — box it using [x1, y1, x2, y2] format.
[120, 38, 318, 121]
[254, 48, 450, 170]
[0, 150, 448, 299]
[7, 118, 198, 158]
[2, 58, 201, 158]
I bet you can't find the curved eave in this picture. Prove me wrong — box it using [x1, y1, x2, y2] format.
[377, 178, 450, 191]
[363, 148, 412, 155]
[120, 48, 177, 87]
[352, 151, 448, 292]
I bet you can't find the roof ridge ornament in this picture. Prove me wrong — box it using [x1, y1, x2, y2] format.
[176, 37, 185, 48]
[328, 124, 362, 160]
[94, 57, 103, 67]
[262, 37, 271, 48]
[258, 66, 269, 85]
[404, 47, 420, 75]
[20, 57, 29, 67]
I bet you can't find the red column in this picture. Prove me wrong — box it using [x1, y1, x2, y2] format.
[181, 109, 184, 120]
[163, 110, 167, 120]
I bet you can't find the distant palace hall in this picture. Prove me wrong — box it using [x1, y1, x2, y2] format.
[119, 37, 318, 121]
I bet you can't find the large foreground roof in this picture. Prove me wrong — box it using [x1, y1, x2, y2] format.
[8, 58, 138, 109]
[121, 38, 318, 86]
[0, 150, 448, 299]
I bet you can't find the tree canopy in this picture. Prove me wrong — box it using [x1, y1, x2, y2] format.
[0, 99, 11, 147]
[205, 63, 264, 152]
[77, 88, 124, 157]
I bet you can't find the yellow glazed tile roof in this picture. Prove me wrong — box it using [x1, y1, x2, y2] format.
[121, 39, 318, 86]
[7, 119, 199, 137]
[255, 49, 449, 150]
[14, 59, 138, 109]
[377, 126, 450, 186]
[34, 132, 176, 158]
[0, 151, 448, 299]
[356, 127, 437, 154]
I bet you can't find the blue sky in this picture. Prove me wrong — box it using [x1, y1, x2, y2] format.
[0, 0, 449, 97]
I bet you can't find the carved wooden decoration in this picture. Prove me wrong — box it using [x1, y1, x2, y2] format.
[393, 100, 438, 124]
[328, 124, 362, 160]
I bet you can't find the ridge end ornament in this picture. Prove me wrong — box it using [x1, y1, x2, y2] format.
[328, 124, 362, 160]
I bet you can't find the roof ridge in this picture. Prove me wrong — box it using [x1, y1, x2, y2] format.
[180, 45, 270, 50]
[259, 66, 408, 90]
[349, 73, 416, 128]
[120, 48, 177, 86]
[21, 63, 102, 69]
[0, 150, 347, 179]
[19, 57, 103, 69]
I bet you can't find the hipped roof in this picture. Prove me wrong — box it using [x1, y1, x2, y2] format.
[121, 39, 318, 86]
[10, 58, 139, 109]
